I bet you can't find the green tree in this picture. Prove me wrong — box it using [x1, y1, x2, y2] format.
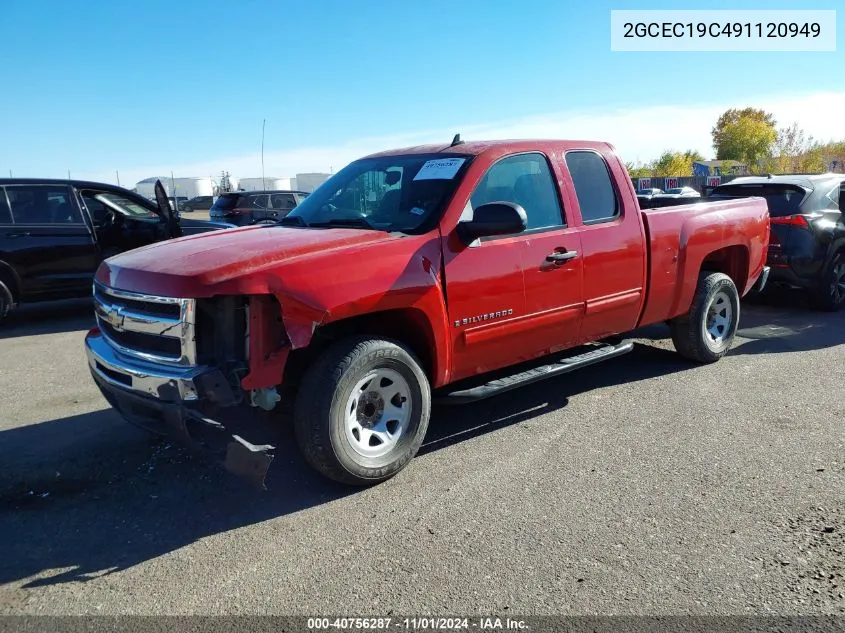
[651, 150, 704, 177]
[712, 107, 777, 164]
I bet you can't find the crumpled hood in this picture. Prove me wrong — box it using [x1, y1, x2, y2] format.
[96, 224, 396, 297]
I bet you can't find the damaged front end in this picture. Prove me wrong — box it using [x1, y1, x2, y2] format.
[86, 284, 295, 489]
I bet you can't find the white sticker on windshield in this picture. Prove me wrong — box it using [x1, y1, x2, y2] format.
[410, 206, 425, 215]
[413, 158, 466, 181]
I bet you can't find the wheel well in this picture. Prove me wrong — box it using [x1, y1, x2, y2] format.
[283, 308, 437, 388]
[700, 246, 749, 292]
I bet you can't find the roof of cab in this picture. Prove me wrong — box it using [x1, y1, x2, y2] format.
[361, 139, 615, 159]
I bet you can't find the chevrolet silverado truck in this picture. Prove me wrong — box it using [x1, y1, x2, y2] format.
[84, 138, 770, 488]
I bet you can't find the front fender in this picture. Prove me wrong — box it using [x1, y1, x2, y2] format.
[251, 234, 453, 387]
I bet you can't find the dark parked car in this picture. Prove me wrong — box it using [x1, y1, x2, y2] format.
[0, 178, 234, 324]
[209, 190, 309, 226]
[180, 195, 214, 212]
[709, 174, 845, 310]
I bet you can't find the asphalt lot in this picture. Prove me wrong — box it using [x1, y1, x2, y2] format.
[0, 291, 843, 616]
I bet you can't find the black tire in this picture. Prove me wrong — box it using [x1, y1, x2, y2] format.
[670, 272, 740, 364]
[0, 280, 12, 326]
[809, 253, 845, 312]
[293, 336, 431, 486]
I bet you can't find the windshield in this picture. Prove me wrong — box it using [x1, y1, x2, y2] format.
[284, 154, 473, 233]
[709, 183, 808, 217]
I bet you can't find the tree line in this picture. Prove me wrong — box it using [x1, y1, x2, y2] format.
[627, 107, 845, 178]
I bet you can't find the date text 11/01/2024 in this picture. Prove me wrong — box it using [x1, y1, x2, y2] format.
[307, 617, 528, 630]
[622, 21, 821, 39]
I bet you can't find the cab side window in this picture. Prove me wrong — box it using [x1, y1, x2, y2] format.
[565, 151, 619, 224]
[6, 185, 83, 224]
[470, 153, 564, 231]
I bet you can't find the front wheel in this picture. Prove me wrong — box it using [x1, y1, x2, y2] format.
[670, 272, 740, 363]
[810, 254, 845, 312]
[293, 337, 431, 485]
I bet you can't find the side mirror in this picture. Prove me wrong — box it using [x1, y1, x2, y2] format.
[456, 202, 527, 244]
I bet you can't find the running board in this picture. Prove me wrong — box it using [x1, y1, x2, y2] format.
[434, 340, 635, 405]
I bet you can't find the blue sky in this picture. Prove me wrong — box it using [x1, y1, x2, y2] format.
[0, 0, 842, 184]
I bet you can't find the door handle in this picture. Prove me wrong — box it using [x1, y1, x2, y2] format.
[5, 232, 31, 238]
[545, 250, 578, 263]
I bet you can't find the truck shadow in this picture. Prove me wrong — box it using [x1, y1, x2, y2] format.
[626, 299, 845, 355]
[0, 342, 693, 590]
[0, 299, 94, 339]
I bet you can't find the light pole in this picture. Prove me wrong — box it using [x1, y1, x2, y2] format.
[261, 118, 266, 190]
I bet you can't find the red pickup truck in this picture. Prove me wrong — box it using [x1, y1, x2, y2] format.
[85, 138, 770, 488]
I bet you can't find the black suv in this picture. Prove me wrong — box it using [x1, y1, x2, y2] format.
[210, 190, 309, 226]
[0, 178, 233, 324]
[180, 195, 214, 212]
[710, 174, 845, 310]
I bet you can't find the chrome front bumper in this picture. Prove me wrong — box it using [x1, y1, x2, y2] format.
[86, 328, 208, 402]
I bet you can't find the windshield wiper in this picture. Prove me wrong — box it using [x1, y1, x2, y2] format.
[308, 217, 378, 230]
[278, 215, 308, 227]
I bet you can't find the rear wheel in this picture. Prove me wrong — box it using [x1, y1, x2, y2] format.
[670, 272, 740, 363]
[293, 336, 431, 485]
[810, 254, 845, 312]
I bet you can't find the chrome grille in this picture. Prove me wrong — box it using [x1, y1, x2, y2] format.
[93, 282, 197, 367]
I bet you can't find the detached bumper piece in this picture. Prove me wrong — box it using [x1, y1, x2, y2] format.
[85, 328, 275, 489]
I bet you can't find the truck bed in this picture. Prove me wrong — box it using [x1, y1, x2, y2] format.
[637, 197, 770, 327]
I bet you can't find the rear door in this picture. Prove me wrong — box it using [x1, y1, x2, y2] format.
[561, 150, 647, 342]
[3, 184, 98, 299]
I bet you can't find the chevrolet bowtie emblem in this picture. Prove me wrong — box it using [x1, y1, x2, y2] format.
[104, 306, 125, 330]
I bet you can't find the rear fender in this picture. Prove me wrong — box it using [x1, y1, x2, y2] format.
[639, 200, 768, 324]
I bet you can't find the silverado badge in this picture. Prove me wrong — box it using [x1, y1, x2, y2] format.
[454, 309, 513, 327]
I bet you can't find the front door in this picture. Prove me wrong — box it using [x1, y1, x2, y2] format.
[443, 151, 585, 382]
[3, 184, 98, 300]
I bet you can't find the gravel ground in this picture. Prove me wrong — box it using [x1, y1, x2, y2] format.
[0, 292, 843, 616]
